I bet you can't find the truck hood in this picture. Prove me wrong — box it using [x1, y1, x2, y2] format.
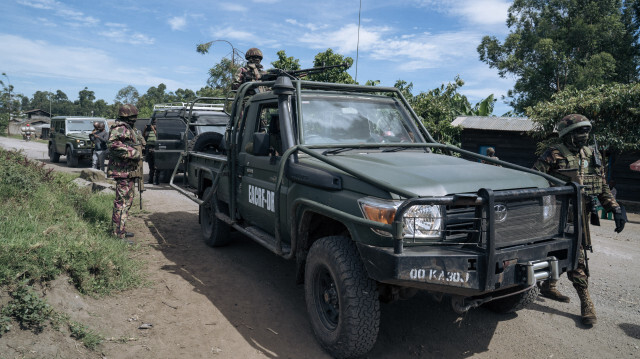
[304, 150, 549, 196]
[66, 133, 91, 141]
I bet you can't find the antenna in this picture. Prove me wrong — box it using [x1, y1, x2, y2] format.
[355, 0, 361, 83]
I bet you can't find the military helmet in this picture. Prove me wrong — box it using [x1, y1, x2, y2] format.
[557, 114, 591, 138]
[245, 47, 263, 60]
[118, 104, 139, 119]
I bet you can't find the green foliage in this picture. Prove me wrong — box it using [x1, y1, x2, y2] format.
[478, 0, 640, 113]
[271, 50, 301, 71]
[1, 281, 53, 333]
[0, 148, 142, 295]
[308, 49, 354, 83]
[69, 321, 103, 349]
[406, 76, 495, 146]
[205, 58, 239, 97]
[527, 82, 640, 153]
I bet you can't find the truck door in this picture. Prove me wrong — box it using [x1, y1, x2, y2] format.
[56, 120, 66, 153]
[236, 101, 282, 234]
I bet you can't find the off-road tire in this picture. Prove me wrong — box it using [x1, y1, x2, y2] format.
[66, 147, 78, 167]
[485, 285, 540, 314]
[305, 236, 380, 359]
[190, 132, 224, 154]
[49, 144, 60, 163]
[199, 186, 231, 247]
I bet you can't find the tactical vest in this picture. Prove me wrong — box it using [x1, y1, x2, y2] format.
[146, 128, 157, 147]
[551, 143, 603, 196]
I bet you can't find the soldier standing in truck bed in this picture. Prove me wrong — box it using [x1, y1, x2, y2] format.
[232, 48, 266, 90]
[533, 114, 627, 326]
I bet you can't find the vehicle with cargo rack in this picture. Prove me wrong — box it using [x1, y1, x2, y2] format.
[48, 116, 109, 167]
[150, 100, 229, 182]
[170, 73, 583, 359]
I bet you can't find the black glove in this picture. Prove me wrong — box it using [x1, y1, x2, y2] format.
[613, 206, 628, 233]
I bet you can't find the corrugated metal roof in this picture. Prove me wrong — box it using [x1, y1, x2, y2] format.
[451, 116, 536, 132]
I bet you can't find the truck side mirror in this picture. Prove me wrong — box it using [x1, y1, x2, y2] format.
[251, 132, 270, 156]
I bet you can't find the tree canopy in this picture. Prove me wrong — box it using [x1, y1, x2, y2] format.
[478, 0, 640, 113]
[308, 49, 355, 83]
[528, 82, 640, 153]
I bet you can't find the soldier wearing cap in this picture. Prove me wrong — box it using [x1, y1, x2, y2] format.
[533, 114, 627, 326]
[232, 47, 266, 90]
[107, 104, 143, 242]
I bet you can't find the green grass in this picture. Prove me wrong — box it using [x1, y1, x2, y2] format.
[0, 147, 144, 347]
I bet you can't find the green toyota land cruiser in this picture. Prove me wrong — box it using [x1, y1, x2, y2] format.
[171, 75, 583, 359]
[48, 116, 109, 167]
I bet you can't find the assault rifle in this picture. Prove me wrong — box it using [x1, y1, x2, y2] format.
[261, 62, 350, 81]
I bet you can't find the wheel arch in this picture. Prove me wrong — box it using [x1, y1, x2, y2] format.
[293, 206, 355, 284]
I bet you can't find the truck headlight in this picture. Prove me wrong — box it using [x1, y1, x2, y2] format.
[358, 197, 444, 239]
[75, 139, 86, 146]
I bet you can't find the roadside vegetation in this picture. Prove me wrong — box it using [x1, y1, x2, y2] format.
[0, 147, 143, 348]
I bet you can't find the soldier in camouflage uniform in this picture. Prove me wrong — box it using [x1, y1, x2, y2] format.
[107, 104, 143, 241]
[534, 114, 627, 326]
[232, 48, 266, 90]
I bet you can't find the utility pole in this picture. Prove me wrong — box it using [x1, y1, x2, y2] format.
[196, 39, 244, 65]
[2, 72, 11, 136]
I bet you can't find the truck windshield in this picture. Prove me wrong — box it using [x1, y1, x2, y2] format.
[300, 95, 423, 144]
[67, 120, 99, 133]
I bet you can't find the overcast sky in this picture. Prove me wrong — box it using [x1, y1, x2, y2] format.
[1, 0, 515, 115]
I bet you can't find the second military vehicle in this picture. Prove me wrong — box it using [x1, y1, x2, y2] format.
[48, 116, 108, 167]
[150, 101, 229, 182]
[170, 74, 583, 359]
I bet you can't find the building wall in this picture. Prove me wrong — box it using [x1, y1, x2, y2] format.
[458, 129, 639, 203]
[610, 151, 640, 203]
[458, 129, 539, 168]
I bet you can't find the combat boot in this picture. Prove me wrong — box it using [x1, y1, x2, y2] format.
[539, 279, 571, 303]
[575, 285, 597, 325]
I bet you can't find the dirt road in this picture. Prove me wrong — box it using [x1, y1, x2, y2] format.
[1, 136, 639, 358]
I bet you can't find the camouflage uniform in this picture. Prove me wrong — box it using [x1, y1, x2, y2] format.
[108, 104, 142, 240]
[533, 114, 625, 326]
[232, 47, 267, 90]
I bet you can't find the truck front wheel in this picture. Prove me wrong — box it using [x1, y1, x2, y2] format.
[66, 147, 78, 167]
[305, 236, 380, 358]
[484, 285, 540, 314]
[49, 144, 60, 163]
[199, 187, 231, 247]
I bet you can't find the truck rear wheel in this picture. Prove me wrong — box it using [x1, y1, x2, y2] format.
[49, 144, 60, 163]
[66, 147, 78, 167]
[484, 285, 539, 314]
[199, 187, 231, 247]
[190, 132, 224, 154]
[305, 236, 380, 359]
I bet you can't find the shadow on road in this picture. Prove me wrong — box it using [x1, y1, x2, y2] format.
[147, 210, 511, 359]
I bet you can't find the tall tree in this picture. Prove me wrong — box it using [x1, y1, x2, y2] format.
[309, 49, 354, 83]
[271, 50, 301, 71]
[478, 0, 640, 113]
[206, 58, 239, 95]
[114, 85, 140, 105]
[76, 87, 96, 116]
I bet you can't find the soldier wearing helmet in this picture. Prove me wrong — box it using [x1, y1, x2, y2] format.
[533, 114, 627, 326]
[107, 104, 145, 242]
[90, 120, 109, 171]
[232, 47, 266, 90]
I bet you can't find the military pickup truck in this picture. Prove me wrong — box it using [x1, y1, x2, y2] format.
[170, 75, 583, 359]
[151, 101, 229, 182]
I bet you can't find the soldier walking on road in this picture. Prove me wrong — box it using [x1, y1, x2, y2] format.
[107, 104, 143, 242]
[533, 114, 627, 326]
